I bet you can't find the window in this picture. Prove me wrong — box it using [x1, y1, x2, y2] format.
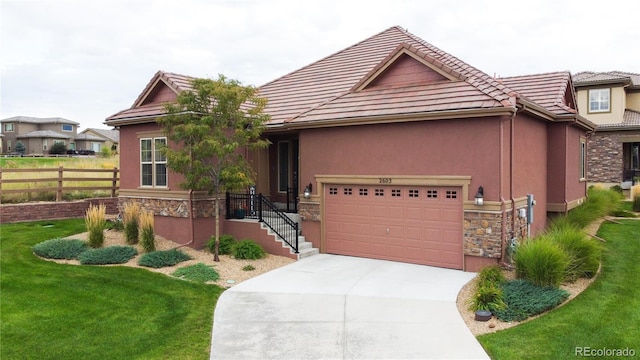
[3, 123, 14, 132]
[343, 188, 352, 195]
[427, 190, 438, 198]
[588, 88, 610, 113]
[409, 189, 419, 198]
[91, 142, 101, 152]
[54, 140, 65, 145]
[391, 189, 401, 197]
[580, 138, 586, 180]
[43, 140, 48, 151]
[140, 137, 167, 187]
[61, 124, 73, 132]
[359, 188, 368, 196]
[374, 189, 384, 196]
[329, 187, 338, 195]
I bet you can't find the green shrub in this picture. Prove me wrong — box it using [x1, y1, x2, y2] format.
[207, 234, 236, 255]
[548, 227, 602, 281]
[471, 282, 507, 312]
[493, 279, 569, 322]
[515, 238, 569, 287]
[85, 204, 106, 248]
[233, 239, 265, 260]
[477, 265, 506, 286]
[78, 246, 137, 265]
[634, 194, 640, 212]
[139, 211, 155, 253]
[138, 249, 192, 268]
[242, 264, 256, 271]
[609, 185, 623, 194]
[172, 263, 219, 283]
[106, 218, 124, 231]
[49, 142, 67, 155]
[32, 238, 88, 259]
[123, 202, 141, 245]
[565, 187, 622, 228]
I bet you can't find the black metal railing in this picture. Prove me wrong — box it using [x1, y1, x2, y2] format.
[623, 169, 640, 182]
[226, 192, 299, 253]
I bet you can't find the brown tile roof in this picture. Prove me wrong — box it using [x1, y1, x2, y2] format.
[0, 116, 79, 125]
[598, 109, 640, 130]
[499, 72, 577, 116]
[573, 71, 640, 88]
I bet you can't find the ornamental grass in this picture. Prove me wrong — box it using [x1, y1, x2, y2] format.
[123, 202, 141, 245]
[85, 204, 106, 248]
[139, 210, 156, 253]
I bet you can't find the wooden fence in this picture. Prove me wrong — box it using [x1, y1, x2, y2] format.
[0, 167, 119, 202]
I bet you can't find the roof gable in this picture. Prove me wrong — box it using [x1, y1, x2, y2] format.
[132, 71, 194, 108]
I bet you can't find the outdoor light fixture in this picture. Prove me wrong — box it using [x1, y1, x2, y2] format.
[474, 186, 484, 206]
[303, 183, 313, 199]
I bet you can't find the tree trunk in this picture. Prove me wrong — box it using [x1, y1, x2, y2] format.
[214, 197, 220, 262]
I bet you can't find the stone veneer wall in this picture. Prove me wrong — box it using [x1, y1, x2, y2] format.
[588, 132, 623, 183]
[118, 197, 219, 219]
[463, 211, 502, 258]
[299, 201, 320, 221]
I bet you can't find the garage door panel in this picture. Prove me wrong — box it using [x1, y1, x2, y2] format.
[325, 185, 463, 269]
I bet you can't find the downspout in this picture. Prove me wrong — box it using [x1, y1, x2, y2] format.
[499, 115, 507, 263]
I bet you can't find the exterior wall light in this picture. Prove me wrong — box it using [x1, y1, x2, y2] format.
[303, 183, 313, 199]
[474, 186, 484, 206]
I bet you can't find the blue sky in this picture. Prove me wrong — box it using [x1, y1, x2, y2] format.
[1, 0, 638, 130]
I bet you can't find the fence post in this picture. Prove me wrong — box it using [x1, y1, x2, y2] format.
[111, 167, 118, 198]
[56, 166, 63, 202]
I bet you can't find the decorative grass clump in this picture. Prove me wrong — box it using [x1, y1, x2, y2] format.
[514, 238, 570, 288]
[232, 239, 265, 260]
[139, 211, 156, 253]
[564, 187, 622, 229]
[172, 263, 219, 283]
[32, 238, 88, 260]
[85, 204, 106, 248]
[123, 202, 141, 245]
[78, 246, 138, 265]
[470, 265, 507, 312]
[242, 264, 256, 271]
[207, 234, 237, 255]
[546, 227, 603, 281]
[633, 185, 640, 212]
[493, 279, 569, 322]
[138, 249, 192, 268]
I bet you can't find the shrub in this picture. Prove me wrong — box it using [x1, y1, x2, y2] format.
[477, 265, 506, 286]
[514, 238, 569, 287]
[172, 263, 219, 283]
[242, 264, 256, 271]
[233, 239, 265, 260]
[609, 184, 623, 194]
[85, 204, 106, 248]
[78, 246, 137, 265]
[139, 211, 155, 253]
[32, 238, 88, 259]
[107, 218, 124, 231]
[49, 142, 67, 155]
[493, 279, 569, 322]
[470, 265, 507, 312]
[14, 140, 25, 155]
[634, 193, 640, 212]
[207, 234, 236, 255]
[138, 249, 192, 268]
[547, 227, 602, 281]
[123, 202, 141, 245]
[565, 187, 622, 228]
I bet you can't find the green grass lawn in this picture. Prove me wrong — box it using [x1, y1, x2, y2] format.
[478, 219, 640, 359]
[1, 219, 223, 360]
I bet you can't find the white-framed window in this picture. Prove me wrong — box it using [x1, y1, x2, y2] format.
[580, 138, 587, 180]
[91, 142, 101, 152]
[140, 137, 167, 187]
[588, 88, 610, 113]
[43, 140, 48, 151]
[3, 123, 14, 132]
[61, 124, 74, 132]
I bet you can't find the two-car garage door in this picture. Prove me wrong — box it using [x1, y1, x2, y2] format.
[325, 184, 463, 269]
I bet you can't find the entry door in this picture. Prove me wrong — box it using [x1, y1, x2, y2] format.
[325, 184, 463, 269]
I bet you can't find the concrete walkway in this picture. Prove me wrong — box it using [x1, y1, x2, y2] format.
[210, 254, 490, 360]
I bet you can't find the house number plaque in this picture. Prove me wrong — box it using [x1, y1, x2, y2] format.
[379, 178, 392, 184]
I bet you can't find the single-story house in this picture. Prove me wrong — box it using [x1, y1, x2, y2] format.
[106, 26, 595, 271]
[80, 128, 120, 154]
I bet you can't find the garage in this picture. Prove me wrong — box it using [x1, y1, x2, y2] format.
[324, 184, 463, 269]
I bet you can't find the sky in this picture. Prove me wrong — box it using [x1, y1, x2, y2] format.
[1, 0, 639, 130]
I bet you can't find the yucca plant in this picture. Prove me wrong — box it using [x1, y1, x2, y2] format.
[123, 202, 141, 245]
[85, 204, 106, 248]
[139, 210, 156, 253]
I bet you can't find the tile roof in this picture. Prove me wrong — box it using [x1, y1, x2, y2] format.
[499, 72, 577, 116]
[573, 71, 640, 88]
[598, 109, 640, 129]
[84, 128, 120, 142]
[0, 116, 79, 125]
[74, 133, 105, 141]
[16, 130, 74, 139]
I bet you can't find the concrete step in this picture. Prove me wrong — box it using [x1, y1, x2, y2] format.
[261, 210, 300, 223]
[297, 247, 320, 259]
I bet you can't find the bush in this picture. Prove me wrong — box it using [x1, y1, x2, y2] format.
[138, 249, 192, 268]
[172, 263, 219, 283]
[565, 187, 622, 228]
[14, 140, 25, 155]
[242, 264, 256, 271]
[123, 202, 141, 245]
[515, 238, 569, 287]
[106, 218, 125, 231]
[32, 238, 88, 259]
[634, 194, 640, 212]
[609, 184, 623, 194]
[547, 227, 602, 281]
[493, 279, 569, 322]
[233, 239, 265, 260]
[85, 204, 106, 248]
[207, 234, 236, 255]
[49, 142, 67, 155]
[78, 246, 137, 265]
[139, 211, 155, 253]
[470, 265, 507, 312]
[477, 265, 506, 285]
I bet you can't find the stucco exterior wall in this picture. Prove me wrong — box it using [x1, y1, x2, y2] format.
[627, 92, 640, 112]
[576, 86, 626, 124]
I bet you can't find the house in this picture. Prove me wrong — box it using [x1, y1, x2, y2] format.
[80, 128, 120, 154]
[572, 71, 640, 191]
[0, 116, 107, 155]
[106, 26, 594, 271]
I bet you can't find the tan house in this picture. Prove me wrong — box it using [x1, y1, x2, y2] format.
[80, 128, 120, 154]
[573, 71, 640, 190]
[106, 26, 595, 271]
[1, 116, 80, 154]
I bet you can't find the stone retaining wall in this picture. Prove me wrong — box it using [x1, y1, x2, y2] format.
[0, 198, 119, 223]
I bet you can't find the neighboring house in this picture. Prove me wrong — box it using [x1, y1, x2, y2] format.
[572, 71, 640, 190]
[106, 26, 594, 271]
[0, 116, 107, 154]
[80, 128, 120, 153]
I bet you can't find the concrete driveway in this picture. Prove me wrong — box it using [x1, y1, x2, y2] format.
[210, 254, 489, 360]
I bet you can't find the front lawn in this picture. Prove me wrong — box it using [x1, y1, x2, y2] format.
[0, 219, 223, 360]
[478, 219, 640, 359]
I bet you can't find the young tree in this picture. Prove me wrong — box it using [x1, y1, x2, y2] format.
[158, 75, 270, 261]
[14, 140, 25, 155]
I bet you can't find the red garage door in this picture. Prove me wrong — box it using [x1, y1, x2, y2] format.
[325, 184, 463, 269]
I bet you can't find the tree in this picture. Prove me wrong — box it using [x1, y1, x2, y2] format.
[49, 142, 67, 155]
[158, 75, 270, 261]
[14, 140, 25, 155]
